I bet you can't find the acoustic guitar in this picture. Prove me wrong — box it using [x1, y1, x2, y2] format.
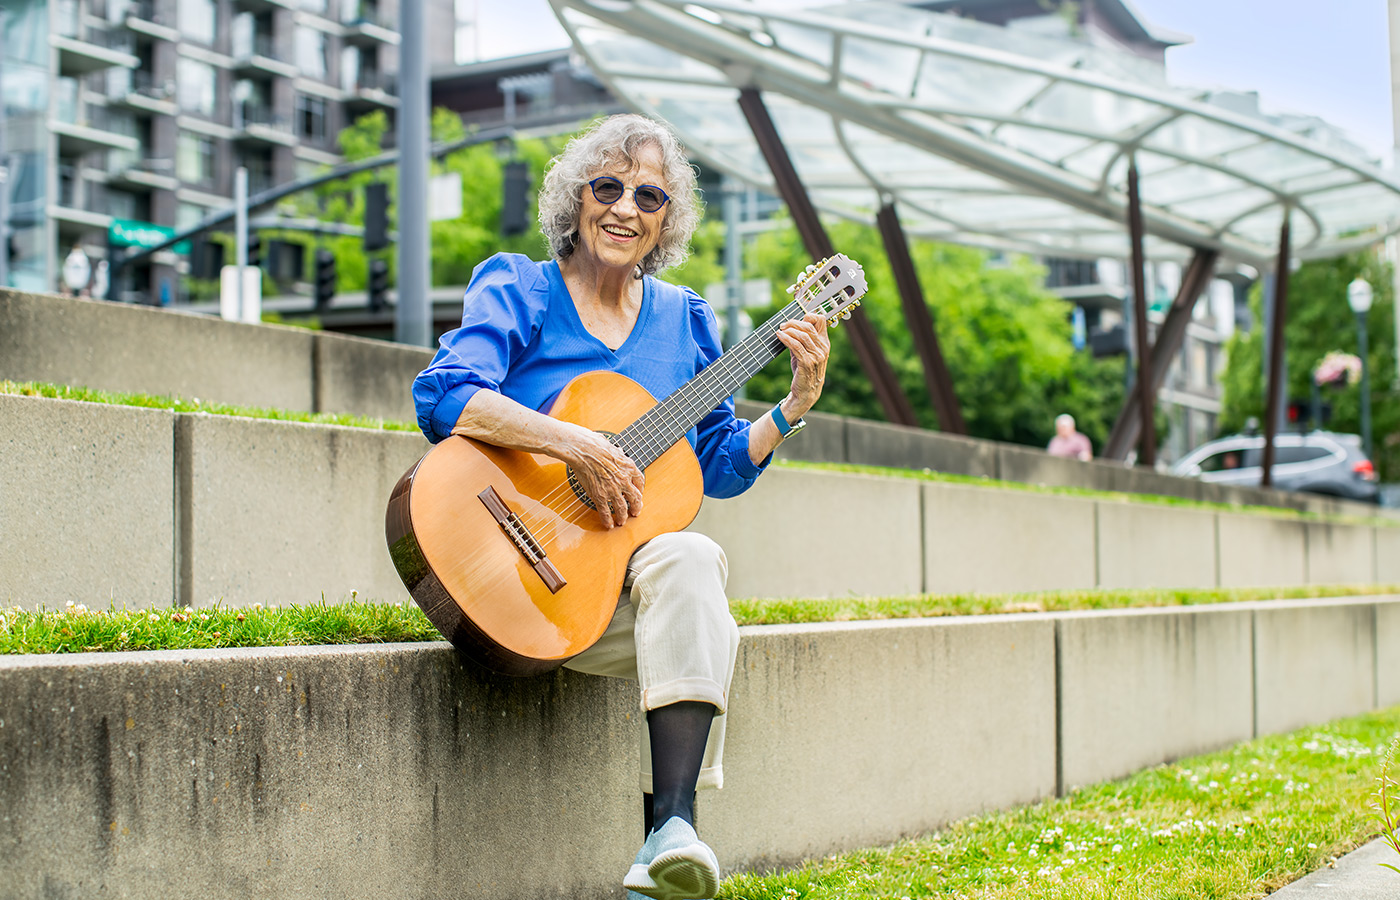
[385, 255, 868, 676]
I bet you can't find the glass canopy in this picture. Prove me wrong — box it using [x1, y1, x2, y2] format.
[549, 0, 1400, 265]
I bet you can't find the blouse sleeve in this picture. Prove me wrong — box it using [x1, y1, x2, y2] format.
[412, 254, 548, 442]
[685, 287, 772, 499]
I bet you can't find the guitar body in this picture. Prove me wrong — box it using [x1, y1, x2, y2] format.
[386, 370, 704, 676]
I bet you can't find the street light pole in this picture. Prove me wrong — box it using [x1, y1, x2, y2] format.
[1347, 276, 1374, 459]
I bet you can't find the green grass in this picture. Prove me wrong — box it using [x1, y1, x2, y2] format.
[729, 584, 1400, 626]
[717, 708, 1400, 900]
[3, 586, 1397, 654]
[0, 380, 420, 432]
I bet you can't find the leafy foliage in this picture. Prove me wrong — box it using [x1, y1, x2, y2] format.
[729, 218, 1127, 450]
[1219, 252, 1399, 480]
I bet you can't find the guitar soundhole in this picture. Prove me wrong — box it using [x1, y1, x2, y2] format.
[565, 430, 621, 510]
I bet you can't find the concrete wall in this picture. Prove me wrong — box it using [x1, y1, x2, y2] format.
[178, 414, 429, 608]
[2, 395, 1395, 610]
[1, 596, 1396, 900]
[0, 288, 432, 423]
[922, 483, 1097, 594]
[0, 394, 175, 610]
[9, 287, 1386, 520]
[1096, 501, 1217, 589]
[1056, 607, 1254, 791]
[1252, 599, 1379, 737]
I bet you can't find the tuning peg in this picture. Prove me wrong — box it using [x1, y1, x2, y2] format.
[804, 264, 816, 274]
[829, 317, 840, 328]
[841, 309, 853, 320]
[785, 283, 796, 294]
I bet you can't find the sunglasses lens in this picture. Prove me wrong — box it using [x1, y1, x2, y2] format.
[635, 187, 666, 211]
[592, 178, 623, 203]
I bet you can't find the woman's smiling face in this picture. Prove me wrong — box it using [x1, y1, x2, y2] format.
[574, 143, 669, 276]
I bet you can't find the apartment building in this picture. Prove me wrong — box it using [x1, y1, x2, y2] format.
[1, 0, 399, 303]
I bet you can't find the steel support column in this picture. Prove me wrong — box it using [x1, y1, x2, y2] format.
[737, 88, 917, 426]
[875, 201, 966, 433]
[1127, 157, 1156, 467]
[1262, 211, 1292, 487]
[1102, 247, 1219, 460]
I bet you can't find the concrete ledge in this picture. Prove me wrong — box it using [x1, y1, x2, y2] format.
[846, 418, 998, 477]
[996, 443, 1097, 490]
[0, 289, 315, 411]
[1095, 501, 1217, 589]
[179, 414, 429, 607]
[1056, 607, 1254, 790]
[689, 468, 924, 598]
[1305, 523, 1376, 584]
[922, 483, 1096, 593]
[2, 598, 1396, 900]
[1252, 599, 1378, 737]
[1217, 513, 1307, 588]
[0, 394, 175, 610]
[313, 332, 432, 424]
[1380, 602, 1400, 708]
[1379, 528, 1400, 584]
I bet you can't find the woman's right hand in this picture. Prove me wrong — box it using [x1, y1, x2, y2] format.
[556, 424, 645, 529]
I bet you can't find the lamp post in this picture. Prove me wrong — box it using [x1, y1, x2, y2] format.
[1347, 276, 1374, 459]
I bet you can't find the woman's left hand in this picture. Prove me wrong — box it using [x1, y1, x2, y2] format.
[775, 312, 831, 417]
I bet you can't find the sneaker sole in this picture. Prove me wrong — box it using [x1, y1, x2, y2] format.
[645, 847, 720, 900]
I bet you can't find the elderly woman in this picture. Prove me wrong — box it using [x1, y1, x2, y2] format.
[412, 114, 830, 899]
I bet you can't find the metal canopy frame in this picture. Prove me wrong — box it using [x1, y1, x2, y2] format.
[551, 0, 1400, 267]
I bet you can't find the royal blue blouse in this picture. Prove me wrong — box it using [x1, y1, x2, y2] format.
[412, 253, 769, 499]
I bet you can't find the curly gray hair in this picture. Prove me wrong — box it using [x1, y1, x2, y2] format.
[538, 114, 701, 276]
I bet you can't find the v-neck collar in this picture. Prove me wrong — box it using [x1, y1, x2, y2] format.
[547, 260, 653, 359]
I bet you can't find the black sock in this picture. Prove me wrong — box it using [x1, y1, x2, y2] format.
[647, 700, 715, 829]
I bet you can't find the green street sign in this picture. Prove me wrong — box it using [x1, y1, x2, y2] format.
[108, 218, 191, 255]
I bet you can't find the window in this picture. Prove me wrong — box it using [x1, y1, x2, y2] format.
[176, 201, 209, 231]
[1198, 449, 1246, 474]
[295, 26, 327, 80]
[178, 0, 216, 46]
[296, 94, 326, 142]
[1276, 445, 1333, 465]
[176, 58, 216, 117]
[176, 132, 215, 185]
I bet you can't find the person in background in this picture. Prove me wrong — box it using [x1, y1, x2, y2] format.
[1047, 413, 1092, 461]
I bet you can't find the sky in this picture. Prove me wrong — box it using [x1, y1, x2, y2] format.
[470, 0, 1396, 159]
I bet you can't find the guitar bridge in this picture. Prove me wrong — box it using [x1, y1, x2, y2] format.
[477, 485, 567, 593]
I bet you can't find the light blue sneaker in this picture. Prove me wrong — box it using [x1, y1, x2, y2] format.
[623, 816, 720, 900]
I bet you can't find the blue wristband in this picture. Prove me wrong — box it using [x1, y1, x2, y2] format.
[769, 403, 796, 437]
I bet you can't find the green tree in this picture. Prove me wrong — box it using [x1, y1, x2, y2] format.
[720, 217, 1125, 450]
[1218, 251, 1399, 480]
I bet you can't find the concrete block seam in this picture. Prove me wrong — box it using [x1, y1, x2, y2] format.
[175, 415, 194, 609]
[1251, 609, 1259, 739]
[1053, 616, 1064, 798]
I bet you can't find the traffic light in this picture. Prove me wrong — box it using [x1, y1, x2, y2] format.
[246, 233, 262, 269]
[314, 248, 336, 310]
[367, 257, 389, 311]
[364, 182, 389, 252]
[502, 160, 530, 236]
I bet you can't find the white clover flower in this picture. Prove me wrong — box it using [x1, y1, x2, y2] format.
[1112, 844, 1123, 853]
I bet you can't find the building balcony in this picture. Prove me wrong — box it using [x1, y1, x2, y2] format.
[52, 25, 139, 78]
[50, 179, 113, 240]
[342, 15, 399, 46]
[106, 69, 178, 117]
[234, 105, 298, 147]
[232, 34, 299, 79]
[109, 154, 179, 193]
[346, 72, 398, 113]
[52, 106, 141, 157]
[117, 0, 181, 43]
[234, 0, 294, 12]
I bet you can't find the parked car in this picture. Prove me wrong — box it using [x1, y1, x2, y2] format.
[1171, 431, 1379, 503]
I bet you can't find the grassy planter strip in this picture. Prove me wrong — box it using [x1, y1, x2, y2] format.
[6, 380, 1392, 527]
[3, 587, 1397, 654]
[0, 379, 419, 432]
[718, 708, 1400, 900]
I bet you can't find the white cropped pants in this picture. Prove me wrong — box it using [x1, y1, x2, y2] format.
[564, 531, 740, 792]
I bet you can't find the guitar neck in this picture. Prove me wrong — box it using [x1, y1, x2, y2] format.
[618, 299, 807, 469]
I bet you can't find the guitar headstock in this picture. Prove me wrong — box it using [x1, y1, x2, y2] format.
[785, 254, 867, 326]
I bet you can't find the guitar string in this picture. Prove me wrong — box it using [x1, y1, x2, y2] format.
[514, 266, 857, 546]
[519, 272, 845, 543]
[518, 270, 853, 546]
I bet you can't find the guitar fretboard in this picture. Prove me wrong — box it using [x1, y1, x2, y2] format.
[616, 299, 806, 469]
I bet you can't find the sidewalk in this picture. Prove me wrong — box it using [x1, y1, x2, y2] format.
[1270, 840, 1399, 898]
